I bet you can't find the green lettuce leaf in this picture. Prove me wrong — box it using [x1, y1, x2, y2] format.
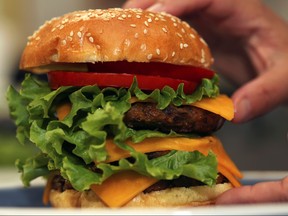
[7, 74, 220, 190]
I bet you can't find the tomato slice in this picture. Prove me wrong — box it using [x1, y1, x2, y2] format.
[48, 71, 198, 93]
[87, 61, 214, 83]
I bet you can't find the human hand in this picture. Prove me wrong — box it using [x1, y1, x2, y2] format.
[216, 176, 288, 204]
[123, 0, 288, 123]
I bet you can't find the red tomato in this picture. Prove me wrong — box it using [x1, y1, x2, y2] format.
[48, 62, 215, 94]
[48, 72, 198, 93]
[87, 61, 214, 83]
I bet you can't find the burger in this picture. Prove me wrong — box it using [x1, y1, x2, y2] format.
[7, 8, 242, 208]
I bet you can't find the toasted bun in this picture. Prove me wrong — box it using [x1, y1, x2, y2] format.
[49, 183, 232, 208]
[20, 8, 213, 72]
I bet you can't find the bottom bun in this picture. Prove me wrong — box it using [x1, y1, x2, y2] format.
[49, 183, 233, 208]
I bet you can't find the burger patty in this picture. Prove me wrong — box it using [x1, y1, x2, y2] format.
[143, 174, 228, 194]
[51, 173, 228, 193]
[124, 102, 225, 134]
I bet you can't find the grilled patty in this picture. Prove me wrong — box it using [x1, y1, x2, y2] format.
[123, 102, 225, 134]
[51, 173, 228, 193]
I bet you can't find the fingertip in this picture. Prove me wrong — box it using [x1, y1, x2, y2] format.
[147, 3, 165, 12]
[232, 96, 252, 123]
[122, 0, 139, 9]
[122, 0, 156, 9]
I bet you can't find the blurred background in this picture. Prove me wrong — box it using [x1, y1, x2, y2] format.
[0, 0, 287, 172]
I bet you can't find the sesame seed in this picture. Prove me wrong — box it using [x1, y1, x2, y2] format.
[200, 38, 207, 45]
[70, 31, 74, 37]
[124, 39, 131, 47]
[155, 17, 159, 21]
[113, 48, 121, 55]
[180, 43, 184, 49]
[172, 51, 176, 57]
[143, 29, 148, 34]
[51, 28, 56, 32]
[59, 25, 65, 30]
[68, 36, 73, 41]
[147, 54, 153, 60]
[171, 17, 177, 22]
[89, 37, 94, 43]
[118, 17, 124, 21]
[35, 37, 40, 41]
[134, 33, 139, 38]
[181, 28, 186, 33]
[183, 43, 189, 48]
[201, 49, 205, 58]
[86, 32, 91, 37]
[136, 15, 141, 19]
[62, 19, 68, 24]
[61, 39, 67, 45]
[144, 21, 149, 27]
[121, 14, 127, 18]
[156, 49, 161, 55]
[162, 27, 168, 33]
[130, 24, 136, 28]
[176, 33, 183, 38]
[183, 21, 190, 28]
[147, 18, 152, 23]
[77, 31, 82, 38]
[173, 23, 177, 27]
[141, 43, 147, 51]
[190, 33, 195, 39]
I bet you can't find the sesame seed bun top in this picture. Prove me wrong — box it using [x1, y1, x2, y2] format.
[20, 8, 213, 73]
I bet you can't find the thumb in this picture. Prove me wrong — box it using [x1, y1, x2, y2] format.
[216, 176, 288, 204]
[232, 69, 288, 123]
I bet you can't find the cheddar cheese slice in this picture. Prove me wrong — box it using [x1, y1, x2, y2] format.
[191, 94, 234, 120]
[103, 136, 242, 179]
[91, 171, 158, 208]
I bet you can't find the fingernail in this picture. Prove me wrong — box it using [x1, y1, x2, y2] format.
[147, 3, 165, 12]
[234, 98, 251, 123]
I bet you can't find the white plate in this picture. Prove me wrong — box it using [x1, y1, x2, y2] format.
[1, 168, 288, 215]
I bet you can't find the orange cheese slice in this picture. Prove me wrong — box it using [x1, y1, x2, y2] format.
[56, 103, 72, 121]
[191, 94, 234, 120]
[103, 136, 242, 180]
[91, 171, 158, 208]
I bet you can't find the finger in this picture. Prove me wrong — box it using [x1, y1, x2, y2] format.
[216, 176, 288, 204]
[122, 0, 155, 9]
[123, 0, 212, 16]
[232, 68, 288, 123]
